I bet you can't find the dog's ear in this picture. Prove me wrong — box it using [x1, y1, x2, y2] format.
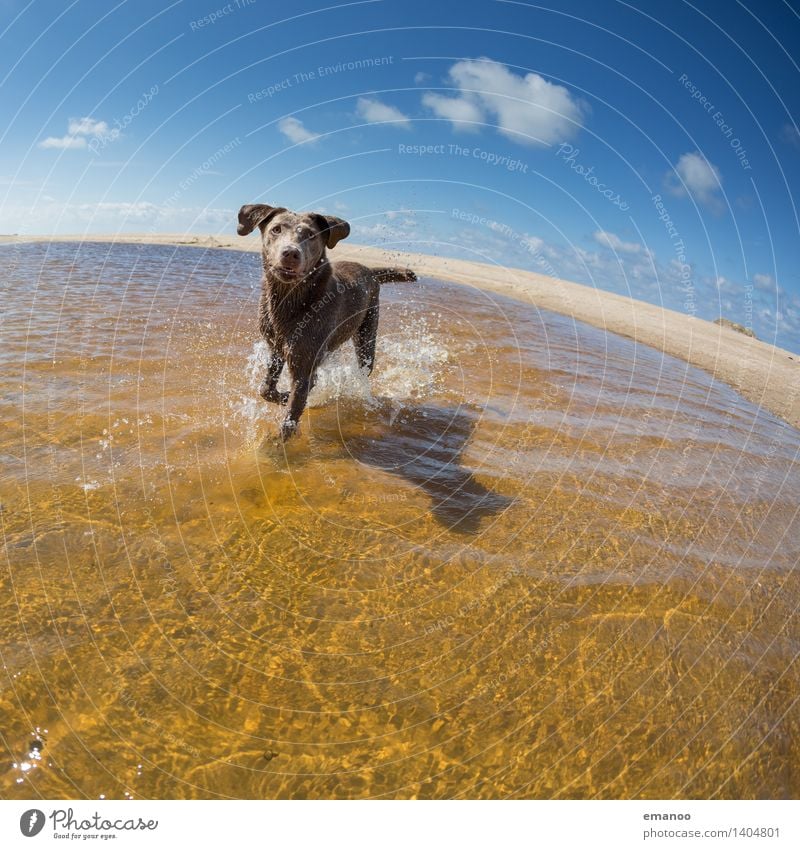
[312, 214, 350, 249]
[237, 204, 282, 236]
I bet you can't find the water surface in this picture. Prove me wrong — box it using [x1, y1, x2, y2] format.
[1, 242, 799, 799]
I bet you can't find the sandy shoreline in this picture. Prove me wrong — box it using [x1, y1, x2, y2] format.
[3, 231, 799, 431]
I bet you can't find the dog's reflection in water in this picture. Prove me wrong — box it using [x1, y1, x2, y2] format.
[343, 403, 513, 534]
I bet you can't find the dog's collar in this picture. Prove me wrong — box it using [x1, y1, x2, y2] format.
[300, 255, 329, 281]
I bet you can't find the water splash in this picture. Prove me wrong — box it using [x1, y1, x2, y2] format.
[232, 313, 450, 429]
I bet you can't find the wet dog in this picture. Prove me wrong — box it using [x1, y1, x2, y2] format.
[237, 203, 416, 440]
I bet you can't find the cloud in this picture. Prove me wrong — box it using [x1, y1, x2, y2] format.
[422, 57, 585, 146]
[422, 92, 484, 130]
[68, 117, 110, 137]
[352, 220, 415, 245]
[593, 230, 647, 255]
[414, 72, 430, 85]
[665, 151, 722, 207]
[360, 206, 800, 352]
[39, 135, 88, 150]
[1, 199, 235, 232]
[277, 116, 318, 144]
[39, 116, 114, 150]
[753, 272, 775, 292]
[780, 123, 800, 148]
[356, 97, 411, 128]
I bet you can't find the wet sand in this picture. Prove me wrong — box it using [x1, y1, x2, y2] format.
[2, 232, 797, 432]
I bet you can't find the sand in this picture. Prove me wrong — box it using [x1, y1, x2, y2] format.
[3, 231, 799, 431]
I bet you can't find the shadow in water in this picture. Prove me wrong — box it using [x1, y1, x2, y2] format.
[345, 403, 513, 534]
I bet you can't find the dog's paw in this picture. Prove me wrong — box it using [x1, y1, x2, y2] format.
[259, 383, 289, 405]
[279, 419, 298, 442]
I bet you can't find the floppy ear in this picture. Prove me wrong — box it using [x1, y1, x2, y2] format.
[237, 204, 282, 236]
[312, 214, 350, 249]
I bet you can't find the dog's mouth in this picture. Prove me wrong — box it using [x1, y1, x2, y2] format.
[273, 265, 303, 280]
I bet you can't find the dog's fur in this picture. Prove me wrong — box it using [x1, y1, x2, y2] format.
[237, 203, 416, 440]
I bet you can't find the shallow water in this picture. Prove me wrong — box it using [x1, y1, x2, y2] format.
[1, 242, 799, 799]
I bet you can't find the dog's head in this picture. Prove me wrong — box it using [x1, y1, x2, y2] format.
[237, 203, 350, 282]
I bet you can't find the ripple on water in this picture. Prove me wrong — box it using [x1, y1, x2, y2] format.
[1, 242, 799, 800]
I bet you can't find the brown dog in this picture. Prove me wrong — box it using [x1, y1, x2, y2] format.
[237, 203, 416, 440]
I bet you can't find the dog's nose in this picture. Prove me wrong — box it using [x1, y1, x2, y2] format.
[280, 246, 301, 264]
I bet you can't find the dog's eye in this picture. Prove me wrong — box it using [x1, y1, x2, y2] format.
[270, 225, 282, 235]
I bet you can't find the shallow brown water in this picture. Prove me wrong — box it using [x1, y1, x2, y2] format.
[1, 242, 799, 799]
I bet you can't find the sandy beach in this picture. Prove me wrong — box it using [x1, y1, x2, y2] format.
[3, 231, 798, 431]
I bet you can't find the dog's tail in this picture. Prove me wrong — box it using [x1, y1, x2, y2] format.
[373, 267, 417, 284]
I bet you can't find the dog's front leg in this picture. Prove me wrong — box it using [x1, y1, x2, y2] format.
[259, 351, 288, 405]
[280, 370, 312, 441]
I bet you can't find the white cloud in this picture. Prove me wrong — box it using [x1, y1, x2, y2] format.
[422, 57, 585, 146]
[780, 123, 800, 148]
[277, 116, 318, 144]
[351, 211, 423, 247]
[422, 92, 484, 130]
[665, 151, 722, 207]
[0, 199, 235, 233]
[68, 117, 110, 137]
[593, 230, 647, 255]
[39, 116, 114, 150]
[372, 211, 800, 351]
[753, 272, 775, 292]
[414, 72, 430, 85]
[39, 135, 88, 150]
[356, 97, 411, 128]
[520, 234, 545, 253]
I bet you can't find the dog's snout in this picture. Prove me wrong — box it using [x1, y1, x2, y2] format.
[280, 245, 301, 264]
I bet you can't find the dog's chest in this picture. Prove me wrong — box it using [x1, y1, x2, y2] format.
[261, 285, 325, 351]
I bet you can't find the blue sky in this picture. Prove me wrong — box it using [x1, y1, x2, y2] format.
[1, 0, 799, 350]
